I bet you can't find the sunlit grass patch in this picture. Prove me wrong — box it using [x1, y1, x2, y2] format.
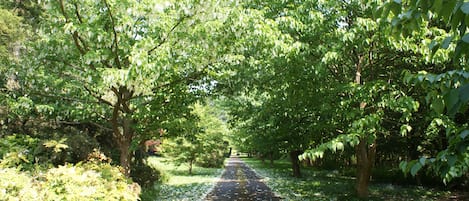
[141, 156, 225, 201]
[242, 158, 451, 201]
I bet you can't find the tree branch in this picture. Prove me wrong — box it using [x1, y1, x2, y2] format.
[103, 0, 122, 69]
[57, 120, 113, 132]
[84, 85, 114, 107]
[27, 90, 97, 104]
[73, 3, 83, 24]
[58, 0, 95, 70]
[147, 14, 190, 54]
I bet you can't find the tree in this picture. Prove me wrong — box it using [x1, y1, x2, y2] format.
[380, 0, 469, 184]
[164, 100, 229, 174]
[26, 0, 237, 175]
[0, 6, 29, 135]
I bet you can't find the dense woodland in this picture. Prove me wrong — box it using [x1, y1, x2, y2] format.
[0, 0, 468, 200]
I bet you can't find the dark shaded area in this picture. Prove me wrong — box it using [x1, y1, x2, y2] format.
[205, 157, 281, 201]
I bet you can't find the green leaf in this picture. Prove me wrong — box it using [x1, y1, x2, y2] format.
[462, 33, 469, 43]
[460, 130, 469, 139]
[400, 124, 412, 136]
[419, 157, 426, 166]
[390, 1, 402, 15]
[447, 155, 457, 166]
[441, 36, 453, 49]
[444, 89, 460, 117]
[459, 84, 469, 103]
[461, 2, 469, 14]
[431, 97, 445, 114]
[399, 161, 407, 172]
[410, 162, 422, 176]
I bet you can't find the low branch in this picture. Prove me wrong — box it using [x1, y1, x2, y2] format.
[56, 120, 113, 132]
[27, 91, 97, 104]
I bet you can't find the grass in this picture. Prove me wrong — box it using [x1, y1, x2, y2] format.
[242, 158, 452, 201]
[140, 156, 225, 201]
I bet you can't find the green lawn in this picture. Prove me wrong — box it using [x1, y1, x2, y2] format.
[141, 157, 225, 201]
[242, 158, 452, 201]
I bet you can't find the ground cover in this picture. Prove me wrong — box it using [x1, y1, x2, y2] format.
[141, 157, 225, 201]
[242, 158, 453, 201]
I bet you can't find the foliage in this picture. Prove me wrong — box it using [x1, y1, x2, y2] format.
[0, 6, 25, 61]
[379, 0, 469, 60]
[163, 101, 228, 173]
[301, 81, 420, 161]
[0, 163, 140, 201]
[0, 134, 39, 170]
[130, 159, 162, 188]
[19, 0, 245, 175]
[379, 0, 469, 184]
[400, 70, 469, 183]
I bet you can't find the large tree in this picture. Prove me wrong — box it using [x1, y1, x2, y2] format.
[26, 0, 236, 175]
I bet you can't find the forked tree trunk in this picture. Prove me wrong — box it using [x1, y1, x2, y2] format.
[290, 150, 302, 178]
[111, 88, 135, 176]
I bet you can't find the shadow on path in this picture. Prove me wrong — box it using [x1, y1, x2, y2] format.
[205, 157, 281, 201]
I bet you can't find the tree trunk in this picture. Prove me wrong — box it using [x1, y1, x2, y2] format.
[117, 116, 134, 176]
[290, 150, 302, 178]
[111, 104, 134, 176]
[109, 87, 135, 176]
[189, 159, 193, 175]
[269, 152, 274, 167]
[355, 137, 376, 198]
[354, 53, 376, 198]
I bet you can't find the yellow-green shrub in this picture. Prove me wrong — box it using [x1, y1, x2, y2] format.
[0, 163, 140, 201]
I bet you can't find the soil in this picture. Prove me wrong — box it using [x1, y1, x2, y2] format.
[205, 157, 282, 201]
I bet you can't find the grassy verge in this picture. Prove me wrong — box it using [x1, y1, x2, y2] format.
[140, 156, 225, 201]
[242, 158, 451, 201]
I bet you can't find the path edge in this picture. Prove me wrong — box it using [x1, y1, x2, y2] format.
[198, 157, 230, 200]
[240, 158, 284, 200]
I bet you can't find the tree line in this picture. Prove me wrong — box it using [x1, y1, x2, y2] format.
[0, 0, 467, 199]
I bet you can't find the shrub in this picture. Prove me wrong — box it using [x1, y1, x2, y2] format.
[34, 129, 100, 165]
[0, 168, 38, 201]
[0, 134, 39, 170]
[196, 150, 225, 168]
[130, 158, 162, 188]
[0, 163, 141, 201]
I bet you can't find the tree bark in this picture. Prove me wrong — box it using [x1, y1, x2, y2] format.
[355, 137, 376, 198]
[354, 53, 377, 198]
[110, 87, 135, 176]
[290, 150, 302, 178]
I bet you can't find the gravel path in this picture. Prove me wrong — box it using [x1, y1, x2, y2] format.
[205, 157, 281, 201]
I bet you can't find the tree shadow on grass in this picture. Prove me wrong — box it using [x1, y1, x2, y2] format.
[243, 158, 450, 201]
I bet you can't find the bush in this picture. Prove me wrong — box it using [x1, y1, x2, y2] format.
[34, 129, 100, 165]
[0, 163, 141, 201]
[130, 159, 162, 188]
[0, 168, 38, 201]
[0, 134, 39, 170]
[196, 150, 225, 168]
